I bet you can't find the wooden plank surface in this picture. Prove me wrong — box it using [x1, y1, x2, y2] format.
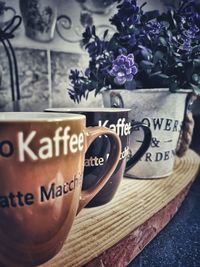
[42, 149, 200, 267]
[84, 180, 193, 267]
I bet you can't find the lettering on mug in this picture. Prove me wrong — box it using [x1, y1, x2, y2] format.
[0, 192, 34, 208]
[107, 146, 129, 161]
[98, 118, 131, 136]
[18, 127, 84, 162]
[0, 126, 84, 162]
[0, 140, 14, 157]
[0, 174, 82, 209]
[40, 175, 80, 202]
[133, 118, 182, 132]
[120, 146, 129, 160]
[140, 149, 176, 162]
[85, 156, 104, 167]
[84, 146, 129, 167]
[132, 117, 182, 164]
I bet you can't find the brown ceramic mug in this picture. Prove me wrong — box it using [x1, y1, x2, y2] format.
[0, 112, 121, 267]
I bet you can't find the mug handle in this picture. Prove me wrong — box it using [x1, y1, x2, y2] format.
[110, 91, 124, 108]
[4, 7, 16, 22]
[77, 126, 121, 213]
[125, 121, 152, 172]
[5, 7, 16, 14]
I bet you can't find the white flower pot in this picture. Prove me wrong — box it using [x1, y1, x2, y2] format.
[102, 88, 191, 178]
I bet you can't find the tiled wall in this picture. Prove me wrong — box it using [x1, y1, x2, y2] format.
[0, 47, 48, 107]
[0, 0, 118, 109]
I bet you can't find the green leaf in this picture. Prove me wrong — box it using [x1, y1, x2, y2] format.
[125, 80, 136, 90]
[85, 91, 89, 99]
[185, 61, 194, 81]
[192, 45, 200, 54]
[141, 10, 160, 22]
[159, 37, 167, 46]
[162, 21, 170, 29]
[156, 74, 169, 79]
[135, 80, 143, 89]
[139, 47, 152, 61]
[192, 74, 199, 83]
[149, 73, 170, 87]
[194, 59, 200, 68]
[92, 25, 96, 36]
[168, 10, 177, 28]
[174, 58, 184, 64]
[153, 51, 164, 64]
[166, 30, 172, 38]
[169, 77, 179, 92]
[189, 83, 200, 95]
[103, 29, 109, 40]
[149, 71, 162, 77]
[140, 60, 154, 70]
[173, 51, 181, 57]
[175, 62, 184, 68]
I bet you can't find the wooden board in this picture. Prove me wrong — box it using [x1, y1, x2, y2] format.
[41, 149, 200, 267]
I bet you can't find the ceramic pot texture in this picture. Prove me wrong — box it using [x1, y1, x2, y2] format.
[103, 89, 188, 178]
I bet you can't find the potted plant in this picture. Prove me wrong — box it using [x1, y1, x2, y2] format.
[68, 0, 200, 178]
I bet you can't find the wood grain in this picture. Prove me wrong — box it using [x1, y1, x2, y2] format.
[42, 149, 200, 267]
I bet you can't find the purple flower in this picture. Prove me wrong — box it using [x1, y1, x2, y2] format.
[183, 25, 199, 39]
[183, 38, 192, 51]
[146, 21, 163, 36]
[109, 53, 138, 85]
[172, 23, 199, 52]
[172, 35, 191, 52]
[190, 25, 199, 35]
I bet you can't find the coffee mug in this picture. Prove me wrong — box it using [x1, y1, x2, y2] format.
[45, 108, 152, 206]
[0, 112, 121, 266]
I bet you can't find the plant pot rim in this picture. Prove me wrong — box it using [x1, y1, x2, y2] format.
[102, 88, 193, 94]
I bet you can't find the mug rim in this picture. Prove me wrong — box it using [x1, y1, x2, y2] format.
[45, 107, 131, 113]
[0, 112, 85, 122]
[102, 88, 192, 94]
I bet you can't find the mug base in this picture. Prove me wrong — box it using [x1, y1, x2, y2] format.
[85, 197, 114, 207]
[124, 171, 173, 179]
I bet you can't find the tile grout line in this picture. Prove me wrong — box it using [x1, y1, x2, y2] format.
[47, 49, 52, 108]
